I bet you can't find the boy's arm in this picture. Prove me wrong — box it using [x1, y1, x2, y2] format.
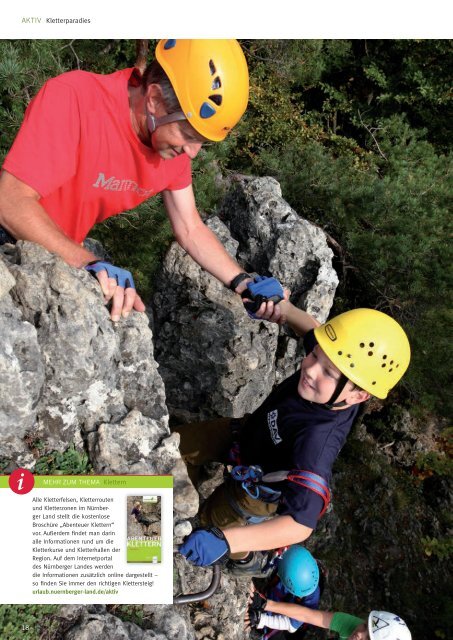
[255, 297, 320, 337]
[256, 612, 299, 632]
[264, 600, 334, 629]
[223, 515, 312, 553]
[179, 515, 313, 566]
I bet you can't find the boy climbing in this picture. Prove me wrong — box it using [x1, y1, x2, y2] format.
[177, 298, 411, 574]
[247, 545, 321, 638]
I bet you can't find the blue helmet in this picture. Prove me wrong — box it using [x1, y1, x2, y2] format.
[277, 546, 319, 598]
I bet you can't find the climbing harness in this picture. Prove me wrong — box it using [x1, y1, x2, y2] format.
[229, 465, 331, 518]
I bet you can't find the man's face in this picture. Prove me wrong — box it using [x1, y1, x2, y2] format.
[298, 344, 365, 406]
[150, 120, 204, 160]
[348, 623, 370, 640]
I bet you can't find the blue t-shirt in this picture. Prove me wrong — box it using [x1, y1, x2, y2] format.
[239, 331, 359, 528]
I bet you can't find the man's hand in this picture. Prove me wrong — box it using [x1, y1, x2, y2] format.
[85, 261, 146, 321]
[179, 527, 230, 566]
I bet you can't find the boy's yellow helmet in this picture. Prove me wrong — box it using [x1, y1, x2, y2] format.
[314, 309, 410, 399]
[155, 39, 249, 141]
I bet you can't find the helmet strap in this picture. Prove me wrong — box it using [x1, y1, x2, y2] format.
[323, 373, 349, 410]
[147, 110, 187, 134]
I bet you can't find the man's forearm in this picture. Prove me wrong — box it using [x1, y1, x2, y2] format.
[177, 219, 248, 290]
[0, 197, 95, 267]
[0, 171, 95, 267]
[222, 515, 312, 553]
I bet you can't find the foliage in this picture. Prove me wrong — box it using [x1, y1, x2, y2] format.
[0, 605, 60, 640]
[331, 435, 452, 639]
[88, 196, 173, 301]
[415, 422, 453, 480]
[421, 536, 453, 560]
[33, 444, 92, 475]
[106, 604, 150, 628]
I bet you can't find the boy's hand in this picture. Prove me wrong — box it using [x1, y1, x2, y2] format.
[253, 288, 291, 324]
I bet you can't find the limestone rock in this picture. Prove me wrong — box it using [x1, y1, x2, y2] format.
[0, 243, 195, 517]
[153, 176, 338, 421]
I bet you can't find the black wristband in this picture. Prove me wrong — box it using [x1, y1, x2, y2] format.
[228, 272, 252, 292]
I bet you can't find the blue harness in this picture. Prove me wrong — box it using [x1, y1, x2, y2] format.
[230, 465, 331, 518]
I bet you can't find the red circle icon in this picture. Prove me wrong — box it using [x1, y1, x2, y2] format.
[9, 468, 34, 494]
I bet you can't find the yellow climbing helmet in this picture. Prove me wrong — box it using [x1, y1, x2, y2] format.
[314, 309, 411, 399]
[155, 39, 249, 142]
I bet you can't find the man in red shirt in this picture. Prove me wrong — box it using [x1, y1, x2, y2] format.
[0, 40, 281, 320]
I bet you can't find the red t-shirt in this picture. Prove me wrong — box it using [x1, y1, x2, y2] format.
[2, 69, 192, 242]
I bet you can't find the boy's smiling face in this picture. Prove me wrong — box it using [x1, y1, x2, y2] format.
[298, 344, 369, 407]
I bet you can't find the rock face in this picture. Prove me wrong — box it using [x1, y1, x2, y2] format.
[0, 241, 197, 519]
[58, 604, 187, 640]
[153, 176, 338, 422]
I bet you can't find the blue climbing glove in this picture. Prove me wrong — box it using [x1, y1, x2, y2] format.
[241, 276, 284, 319]
[179, 527, 230, 566]
[85, 261, 136, 289]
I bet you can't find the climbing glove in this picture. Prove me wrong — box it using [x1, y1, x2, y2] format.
[247, 608, 262, 628]
[85, 260, 136, 289]
[249, 590, 268, 612]
[241, 276, 284, 318]
[247, 590, 267, 628]
[179, 527, 230, 566]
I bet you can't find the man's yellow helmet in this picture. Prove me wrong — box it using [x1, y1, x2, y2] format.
[155, 39, 249, 142]
[314, 309, 411, 399]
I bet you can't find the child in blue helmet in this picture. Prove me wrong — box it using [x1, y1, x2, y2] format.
[249, 602, 412, 640]
[247, 545, 321, 639]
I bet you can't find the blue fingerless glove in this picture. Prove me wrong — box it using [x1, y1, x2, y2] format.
[179, 527, 230, 566]
[241, 276, 284, 318]
[85, 260, 136, 289]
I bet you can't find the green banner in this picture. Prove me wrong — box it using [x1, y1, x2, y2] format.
[0, 475, 173, 489]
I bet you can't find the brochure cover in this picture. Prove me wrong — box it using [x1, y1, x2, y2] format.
[127, 496, 162, 563]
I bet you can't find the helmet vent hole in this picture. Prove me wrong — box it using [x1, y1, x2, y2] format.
[209, 60, 216, 75]
[360, 342, 365, 348]
[350, 363, 355, 368]
[372, 381, 376, 385]
[368, 351, 373, 356]
[164, 39, 177, 50]
[369, 342, 375, 347]
[347, 354, 352, 358]
[389, 368, 393, 372]
[211, 76, 222, 90]
[390, 360, 394, 364]
[338, 351, 343, 355]
[383, 355, 387, 360]
[209, 94, 223, 106]
[396, 364, 400, 368]
[382, 363, 386, 368]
